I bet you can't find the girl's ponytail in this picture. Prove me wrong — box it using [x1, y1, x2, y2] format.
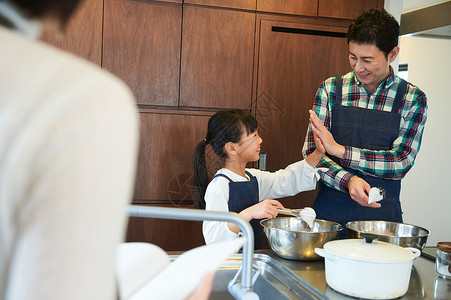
[193, 139, 208, 209]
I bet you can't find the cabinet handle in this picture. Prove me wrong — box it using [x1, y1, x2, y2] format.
[272, 26, 346, 38]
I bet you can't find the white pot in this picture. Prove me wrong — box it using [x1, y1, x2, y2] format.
[315, 238, 421, 299]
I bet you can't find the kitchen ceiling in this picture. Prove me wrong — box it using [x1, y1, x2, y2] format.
[400, 0, 451, 39]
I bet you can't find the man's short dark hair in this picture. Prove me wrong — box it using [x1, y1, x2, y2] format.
[347, 9, 399, 57]
[7, 0, 82, 25]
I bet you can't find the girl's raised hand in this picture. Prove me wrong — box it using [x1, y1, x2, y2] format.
[313, 130, 326, 155]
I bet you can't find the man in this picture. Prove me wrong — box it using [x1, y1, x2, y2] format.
[302, 9, 427, 238]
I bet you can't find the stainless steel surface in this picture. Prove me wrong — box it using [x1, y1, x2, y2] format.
[260, 217, 342, 261]
[255, 249, 449, 299]
[346, 220, 430, 250]
[277, 208, 304, 217]
[168, 253, 327, 300]
[422, 246, 437, 260]
[128, 205, 257, 299]
[165, 248, 448, 299]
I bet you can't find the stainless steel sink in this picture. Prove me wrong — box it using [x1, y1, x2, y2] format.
[131, 206, 326, 299]
[170, 253, 327, 300]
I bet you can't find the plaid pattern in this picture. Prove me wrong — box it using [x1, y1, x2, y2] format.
[302, 70, 428, 192]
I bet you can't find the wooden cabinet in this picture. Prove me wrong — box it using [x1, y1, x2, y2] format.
[41, 0, 384, 250]
[128, 110, 215, 250]
[133, 111, 212, 203]
[184, 0, 256, 10]
[257, 0, 318, 17]
[40, 0, 103, 66]
[255, 18, 351, 208]
[318, 0, 383, 19]
[103, 0, 182, 106]
[180, 6, 255, 109]
[158, 0, 182, 3]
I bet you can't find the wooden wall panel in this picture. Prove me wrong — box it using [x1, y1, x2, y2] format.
[128, 111, 221, 250]
[103, 0, 182, 106]
[255, 19, 351, 208]
[257, 0, 318, 17]
[157, 0, 182, 3]
[180, 6, 255, 109]
[185, 0, 256, 10]
[40, 0, 103, 66]
[133, 111, 218, 202]
[318, 0, 381, 19]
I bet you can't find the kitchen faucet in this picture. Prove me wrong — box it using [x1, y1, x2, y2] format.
[128, 205, 259, 300]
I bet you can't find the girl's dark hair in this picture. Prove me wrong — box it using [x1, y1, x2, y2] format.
[193, 109, 257, 209]
[8, 0, 83, 26]
[347, 8, 399, 58]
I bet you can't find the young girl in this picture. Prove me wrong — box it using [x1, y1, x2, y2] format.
[193, 109, 325, 248]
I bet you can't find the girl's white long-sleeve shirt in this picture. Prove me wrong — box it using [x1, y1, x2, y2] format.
[203, 160, 321, 244]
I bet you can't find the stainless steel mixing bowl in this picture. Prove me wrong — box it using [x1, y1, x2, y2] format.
[346, 220, 430, 250]
[260, 217, 342, 261]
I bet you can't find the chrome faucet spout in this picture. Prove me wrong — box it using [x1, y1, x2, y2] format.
[127, 205, 258, 299]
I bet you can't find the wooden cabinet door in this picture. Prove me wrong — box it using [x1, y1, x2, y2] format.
[255, 19, 350, 208]
[184, 0, 256, 10]
[318, 0, 382, 20]
[128, 111, 219, 250]
[180, 6, 255, 109]
[40, 0, 103, 66]
[257, 0, 318, 17]
[103, 0, 182, 106]
[133, 111, 214, 202]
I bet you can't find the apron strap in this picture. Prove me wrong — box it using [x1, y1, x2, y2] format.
[333, 76, 343, 106]
[392, 78, 408, 114]
[214, 171, 254, 182]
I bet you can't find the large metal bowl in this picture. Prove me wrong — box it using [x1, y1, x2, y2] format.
[346, 220, 430, 250]
[260, 217, 342, 261]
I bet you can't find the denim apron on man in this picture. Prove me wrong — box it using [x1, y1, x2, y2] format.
[314, 76, 408, 238]
[212, 171, 261, 248]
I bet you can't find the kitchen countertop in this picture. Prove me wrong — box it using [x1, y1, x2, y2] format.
[253, 246, 450, 299]
[169, 246, 450, 299]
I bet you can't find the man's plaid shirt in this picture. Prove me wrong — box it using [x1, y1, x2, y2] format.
[302, 70, 428, 192]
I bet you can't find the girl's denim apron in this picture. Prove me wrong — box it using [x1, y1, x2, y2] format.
[212, 171, 261, 248]
[314, 76, 408, 238]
